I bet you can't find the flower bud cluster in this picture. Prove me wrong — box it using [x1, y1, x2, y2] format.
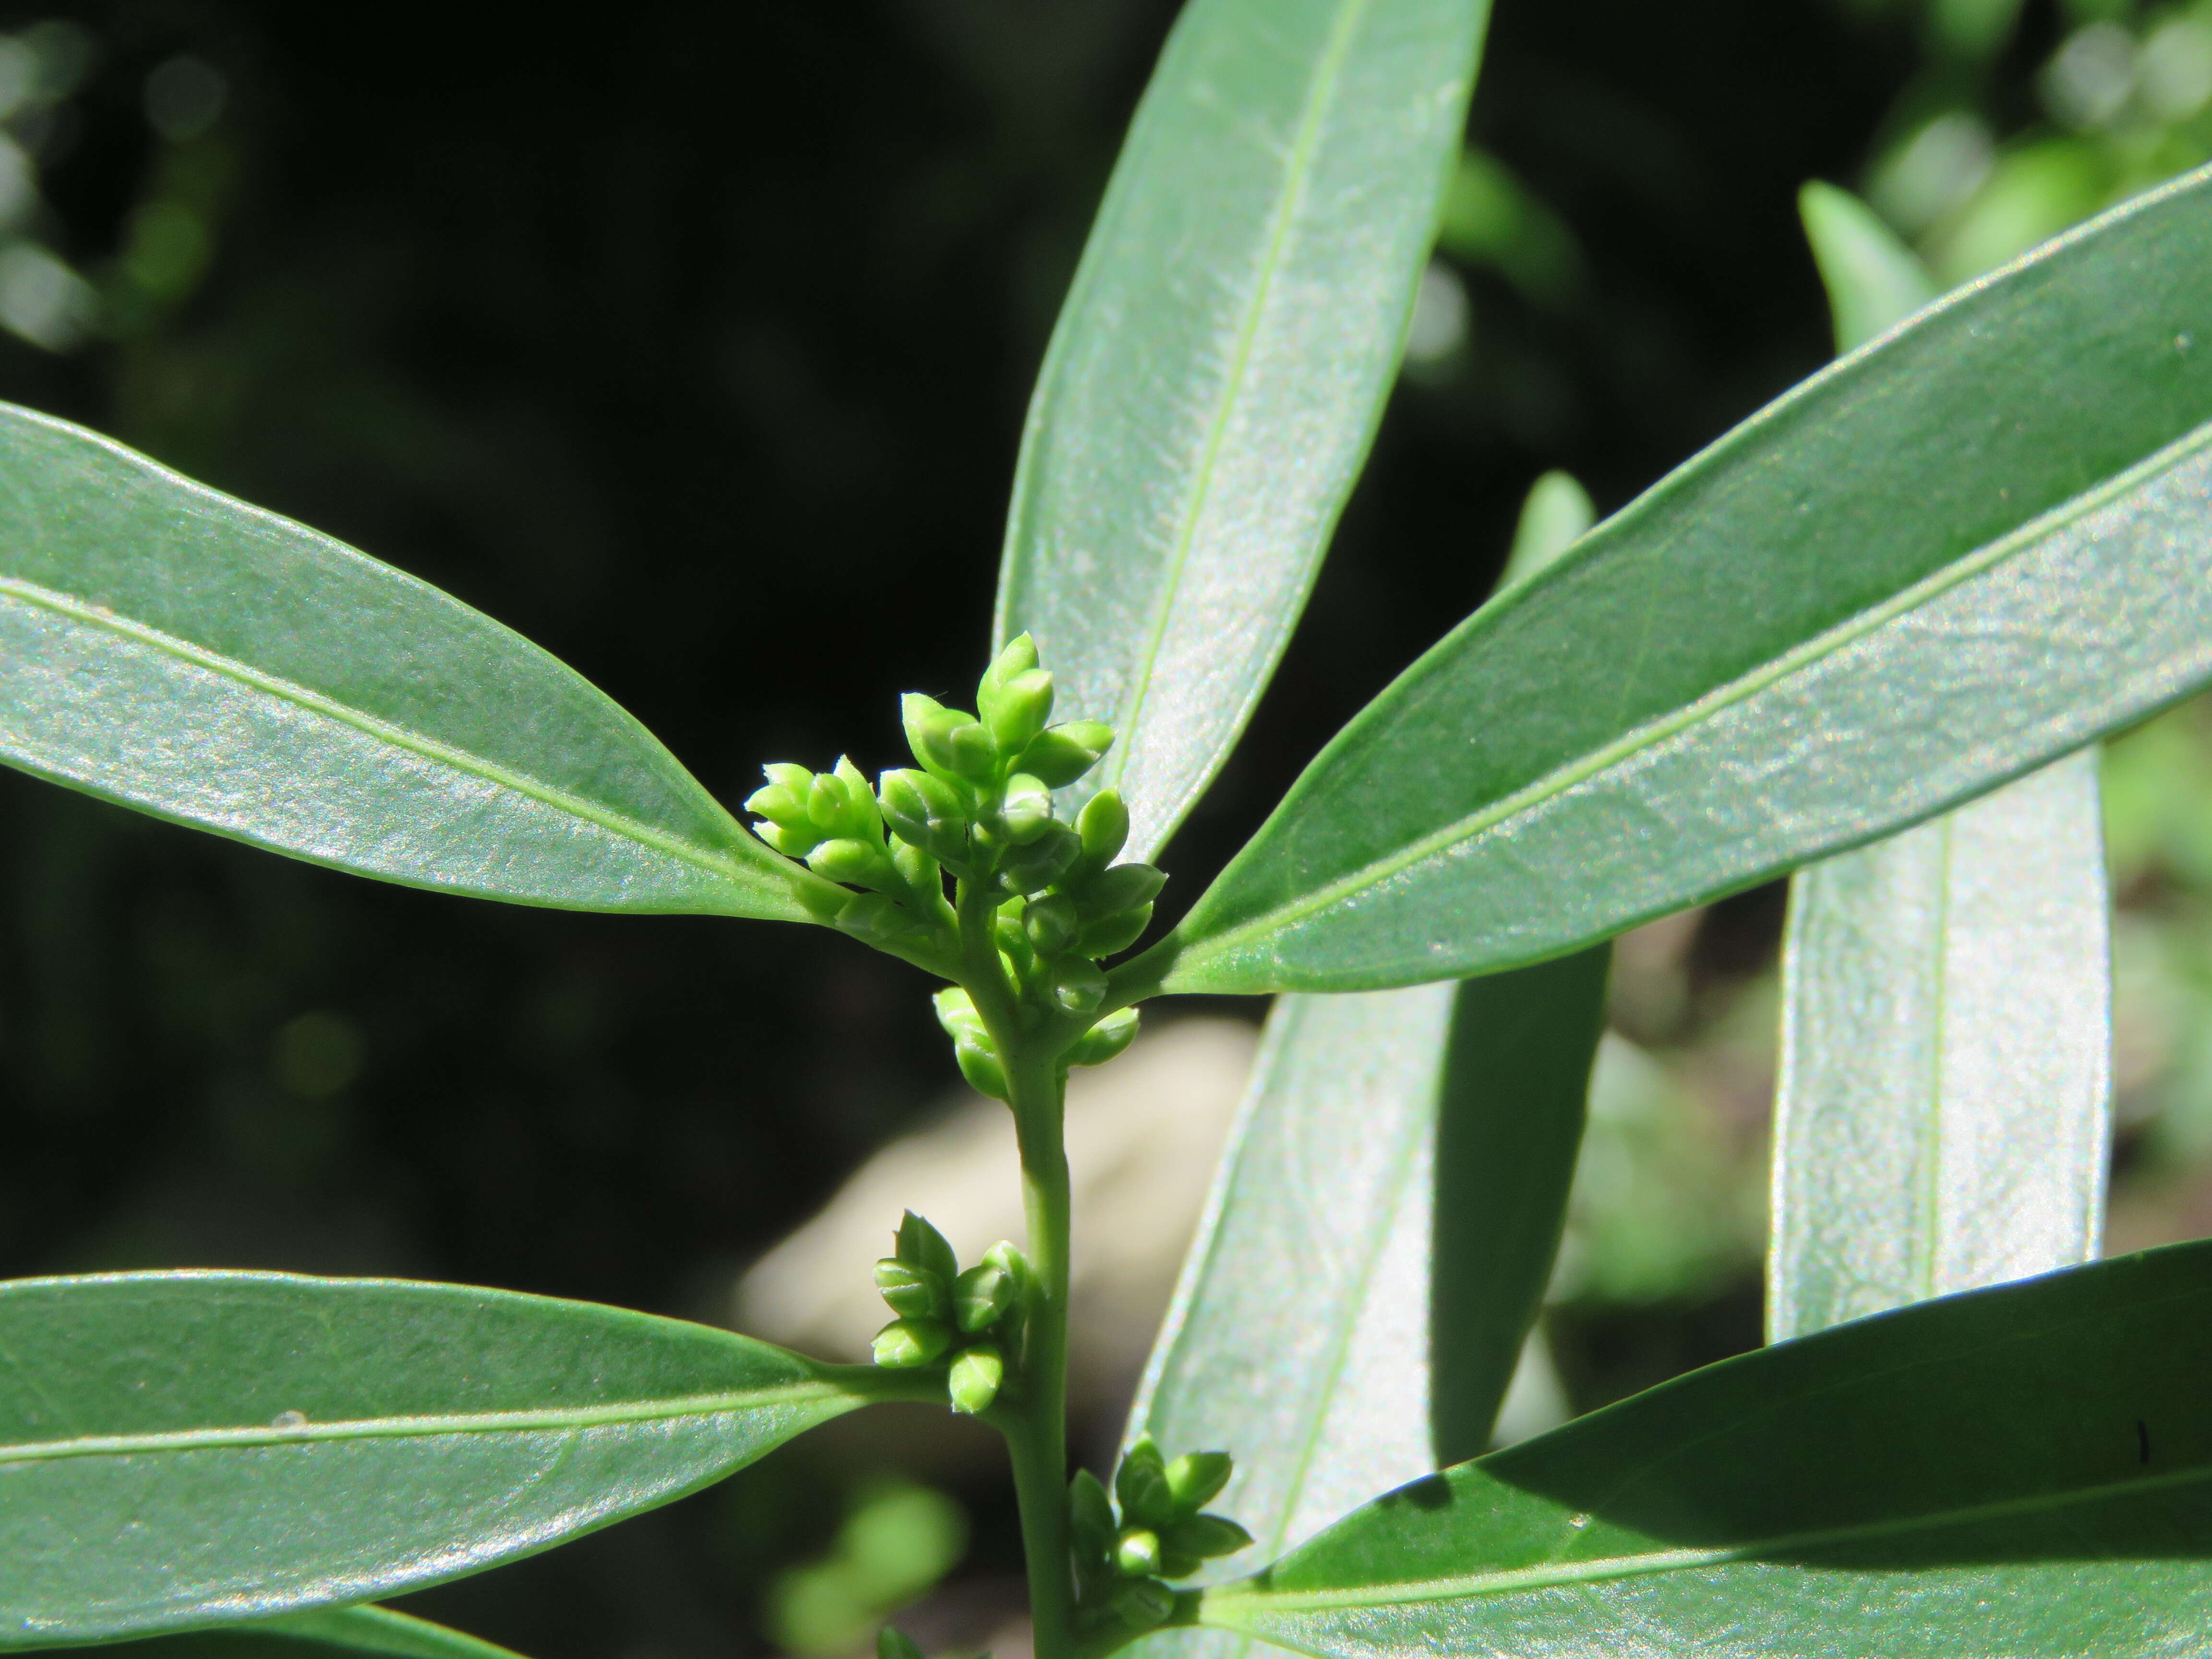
[746, 634, 1163, 1075]
[1069, 1434, 1252, 1632]
[869, 1209, 1030, 1416]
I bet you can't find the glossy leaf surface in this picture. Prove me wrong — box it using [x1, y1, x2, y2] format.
[0, 405, 813, 918]
[1770, 186, 2112, 1343]
[1159, 161, 2212, 993]
[0, 1272, 907, 1645]
[1198, 1240, 2212, 1658]
[995, 0, 1491, 860]
[1122, 952, 1606, 1659]
[78, 1607, 526, 1659]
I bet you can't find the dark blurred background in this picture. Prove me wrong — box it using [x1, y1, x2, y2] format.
[3, 2, 2211, 1656]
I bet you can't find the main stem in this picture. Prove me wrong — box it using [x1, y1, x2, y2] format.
[956, 878, 1077, 1659]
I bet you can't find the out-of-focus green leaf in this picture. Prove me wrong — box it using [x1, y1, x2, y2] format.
[1121, 951, 1606, 1659]
[1800, 181, 1939, 353]
[1495, 472, 1594, 592]
[1771, 751, 2110, 1340]
[995, 0, 1491, 860]
[79, 1607, 527, 1659]
[1771, 186, 2112, 1344]
[0, 1271, 919, 1646]
[1148, 161, 2212, 996]
[0, 405, 819, 919]
[1192, 1241, 2212, 1657]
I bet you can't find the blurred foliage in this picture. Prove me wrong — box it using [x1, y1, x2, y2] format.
[767, 1481, 969, 1659]
[0, 0, 2208, 1655]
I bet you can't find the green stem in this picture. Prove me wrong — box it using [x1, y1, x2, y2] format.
[954, 875, 1077, 1659]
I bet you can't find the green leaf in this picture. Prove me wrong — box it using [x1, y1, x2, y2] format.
[994, 0, 1492, 860]
[1155, 160, 2212, 994]
[1800, 180, 1939, 356]
[1196, 1240, 2212, 1657]
[1120, 951, 1606, 1659]
[0, 405, 817, 919]
[0, 1270, 916, 1646]
[1770, 183, 2112, 1344]
[73, 1607, 527, 1659]
[1770, 751, 2111, 1340]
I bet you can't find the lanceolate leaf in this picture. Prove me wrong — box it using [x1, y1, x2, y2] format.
[1194, 1240, 2212, 1658]
[0, 406, 819, 919]
[1770, 187, 2112, 1343]
[0, 1272, 921, 1646]
[994, 0, 1491, 861]
[1149, 160, 2212, 994]
[78, 1607, 528, 1659]
[1122, 950, 1606, 1659]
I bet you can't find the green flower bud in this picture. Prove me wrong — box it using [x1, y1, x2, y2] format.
[933, 987, 987, 1046]
[902, 693, 974, 781]
[948, 1343, 1004, 1415]
[808, 837, 886, 885]
[953, 1262, 1016, 1333]
[1015, 721, 1116, 788]
[745, 762, 816, 825]
[1116, 1435, 1176, 1528]
[981, 668, 1056, 757]
[1051, 957, 1107, 1013]
[1070, 1467, 1117, 1552]
[889, 840, 941, 901]
[879, 768, 969, 866]
[1000, 773, 1055, 844]
[1111, 1579, 1174, 1631]
[835, 893, 913, 941]
[878, 1627, 925, 1659]
[892, 1209, 959, 1282]
[874, 1257, 947, 1321]
[1163, 1513, 1253, 1560]
[872, 1316, 950, 1369]
[945, 721, 1000, 786]
[1115, 1527, 1162, 1578]
[1165, 1450, 1234, 1514]
[758, 820, 826, 857]
[993, 913, 1032, 963]
[1069, 1006, 1139, 1068]
[999, 822, 1081, 896]
[1023, 893, 1079, 956]
[1076, 862, 1166, 916]
[1160, 1551, 1202, 1580]
[956, 1038, 1010, 1101]
[1073, 789, 1130, 877]
[979, 632, 1039, 700]
[1076, 903, 1153, 958]
[983, 1239, 1032, 1281]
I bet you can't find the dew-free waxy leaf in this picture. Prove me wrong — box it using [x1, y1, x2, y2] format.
[81, 1607, 528, 1659]
[1158, 160, 2212, 993]
[0, 1271, 915, 1646]
[1770, 186, 2112, 1343]
[994, 0, 1491, 861]
[1121, 950, 1606, 1659]
[0, 406, 814, 918]
[1195, 1240, 2212, 1658]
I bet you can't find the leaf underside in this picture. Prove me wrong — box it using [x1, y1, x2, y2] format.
[0, 405, 808, 919]
[63, 1606, 529, 1659]
[994, 0, 1492, 862]
[0, 1272, 874, 1646]
[1165, 160, 2212, 993]
[1200, 1240, 2212, 1658]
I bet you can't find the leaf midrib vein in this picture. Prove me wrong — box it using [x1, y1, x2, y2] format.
[1200, 1459, 2212, 1618]
[0, 1381, 848, 1464]
[0, 576, 752, 890]
[1178, 419, 2212, 970]
[1106, 0, 1372, 793]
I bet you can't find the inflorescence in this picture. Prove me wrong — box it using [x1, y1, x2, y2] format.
[1072, 1434, 1253, 1632]
[869, 1208, 1028, 1416]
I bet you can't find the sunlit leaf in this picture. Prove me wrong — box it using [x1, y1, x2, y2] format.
[1151, 161, 2212, 994]
[1194, 1241, 2212, 1658]
[0, 1271, 920, 1646]
[70, 1607, 527, 1659]
[0, 406, 820, 919]
[1770, 186, 2112, 1343]
[995, 0, 1491, 860]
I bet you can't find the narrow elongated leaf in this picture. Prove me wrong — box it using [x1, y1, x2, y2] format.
[994, 0, 1491, 860]
[1153, 160, 2212, 994]
[1122, 951, 1606, 1659]
[0, 406, 816, 919]
[1770, 751, 2111, 1338]
[0, 1271, 917, 1646]
[1770, 188, 2113, 1343]
[81, 1607, 526, 1659]
[1195, 1240, 2212, 1658]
